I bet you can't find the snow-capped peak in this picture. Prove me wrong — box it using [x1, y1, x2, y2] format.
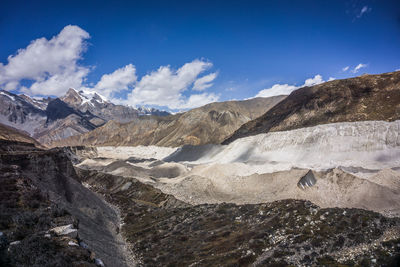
[63, 88, 109, 108]
[78, 89, 108, 103]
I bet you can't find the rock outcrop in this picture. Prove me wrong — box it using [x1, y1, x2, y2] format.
[0, 140, 134, 266]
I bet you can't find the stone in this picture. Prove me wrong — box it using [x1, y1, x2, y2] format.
[9, 241, 20, 246]
[79, 241, 89, 249]
[95, 258, 105, 267]
[50, 224, 78, 239]
[68, 241, 79, 247]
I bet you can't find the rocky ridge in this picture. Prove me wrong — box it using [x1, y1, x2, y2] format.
[224, 71, 400, 144]
[51, 96, 286, 147]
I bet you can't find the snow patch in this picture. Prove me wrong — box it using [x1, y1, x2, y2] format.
[0, 91, 15, 101]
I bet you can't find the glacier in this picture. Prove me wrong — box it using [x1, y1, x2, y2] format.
[165, 120, 400, 175]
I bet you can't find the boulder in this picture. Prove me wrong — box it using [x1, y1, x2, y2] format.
[50, 224, 78, 239]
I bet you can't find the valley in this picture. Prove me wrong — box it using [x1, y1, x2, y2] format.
[1, 1, 400, 265]
[1, 71, 400, 266]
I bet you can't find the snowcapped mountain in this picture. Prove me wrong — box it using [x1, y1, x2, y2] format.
[61, 88, 170, 122]
[137, 106, 170, 116]
[0, 88, 170, 145]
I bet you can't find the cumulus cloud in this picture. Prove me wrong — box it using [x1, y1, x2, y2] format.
[22, 67, 89, 96]
[94, 64, 137, 98]
[123, 60, 219, 109]
[193, 72, 218, 91]
[352, 63, 367, 73]
[255, 74, 328, 98]
[255, 84, 298, 98]
[0, 25, 90, 96]
[0, 26, 219, 110]
[178, 93, 220, 109]
[342, 66, 350, 72]
[303, 74, 324, 87]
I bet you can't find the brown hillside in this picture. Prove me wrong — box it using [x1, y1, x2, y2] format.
[223, 71, 400, 144]
[51, 96, 285, 147]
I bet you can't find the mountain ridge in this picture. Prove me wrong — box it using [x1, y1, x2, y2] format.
[223, 71, 400, 144]
[50, 96, 286, 147]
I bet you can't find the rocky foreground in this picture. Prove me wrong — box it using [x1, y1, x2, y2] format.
[77, 168, 400, 266]
[1, 141, 400, 266]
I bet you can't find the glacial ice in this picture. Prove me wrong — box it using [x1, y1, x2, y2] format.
[167, 120, 400, 174]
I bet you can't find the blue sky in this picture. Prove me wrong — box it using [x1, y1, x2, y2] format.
[1, 0, 399, 110]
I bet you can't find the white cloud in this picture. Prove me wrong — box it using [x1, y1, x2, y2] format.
[328, 77, 336, 81]
[255, 74, 327, 98]
[0, 25, 90, 96]
[357, 6, 371, 18]
[343, 63, 368, 74]
[193, 72, 218, 91]
[352, 63, 367, 73]
[0, 26, 220, 110]
[303, 74, 324, 87]
[178, 93, 220, 109]
[255, 84, 298, 98]
[123, 59, 219, 109]
[22, 67, 89, 96]
[94, 64, 137, 98]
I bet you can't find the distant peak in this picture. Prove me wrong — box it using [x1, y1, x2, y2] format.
[67, 87, 79, 94]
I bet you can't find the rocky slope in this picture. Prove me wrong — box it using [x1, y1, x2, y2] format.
[0, 90, 47, 136]
[0, 140, 134, 266]
[51, 96, 286, 147]
[1, 123, 400, 266]
[74, 168, 400, 266]
[0, 123, 43, 148]
[224, 71, 400, 144]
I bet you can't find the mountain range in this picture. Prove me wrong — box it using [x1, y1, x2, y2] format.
[0, 88, 169, 145]
[45, 71, 400, 149]
[50, 95, 286, 147]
